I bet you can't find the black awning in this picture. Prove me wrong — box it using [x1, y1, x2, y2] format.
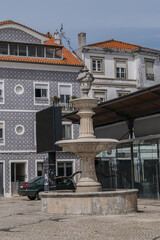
[63, 83, 160, 128]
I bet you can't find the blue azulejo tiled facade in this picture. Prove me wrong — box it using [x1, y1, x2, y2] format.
[0, 20, 83, 197]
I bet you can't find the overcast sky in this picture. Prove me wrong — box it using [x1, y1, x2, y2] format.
[1, 0, 160, 50]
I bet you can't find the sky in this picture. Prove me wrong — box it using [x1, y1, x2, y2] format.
[1, 0, 160, 50]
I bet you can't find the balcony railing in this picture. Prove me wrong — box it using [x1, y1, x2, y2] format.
[53, 102, 76, 112]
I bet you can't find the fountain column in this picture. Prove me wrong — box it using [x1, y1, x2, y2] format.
[56, 67, 118, 192]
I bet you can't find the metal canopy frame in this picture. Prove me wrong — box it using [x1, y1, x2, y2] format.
[63, 83, 160, 130]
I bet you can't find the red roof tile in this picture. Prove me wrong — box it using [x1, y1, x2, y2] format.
[88, 39, 139, 50]
[0, 48, 84, 66]
[0, 20, 83, 66]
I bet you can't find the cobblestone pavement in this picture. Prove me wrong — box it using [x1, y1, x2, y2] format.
[0, 197, 160, 240]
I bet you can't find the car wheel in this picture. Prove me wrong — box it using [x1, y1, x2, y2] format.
[28, 196, 36, 200]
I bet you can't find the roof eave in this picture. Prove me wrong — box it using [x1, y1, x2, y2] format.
[82, 46, 133, 54]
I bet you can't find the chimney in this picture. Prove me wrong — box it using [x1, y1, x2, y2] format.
[78, 32, 86, 48]
[54, 30, 60, 44]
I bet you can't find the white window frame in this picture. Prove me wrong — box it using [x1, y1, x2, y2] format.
[9, 160, 28, 197]
[58, 83, 72, 104]
[145, 59, 155, 81]
[62, 121, 73, 140]
[0, 160, 5, 196]
[91, 57, 104, 74]
[33, 82, 50, 106]
[56, 159, 75, 177]
[115, 59, 128, 79]
[0, 121, 5, 145]
[92, 89, 107, 102]
[35, 159, 44, 177]
[15, 125, 25, 135]
[0, 80, 4, 104]
[14, 84, 24, 95]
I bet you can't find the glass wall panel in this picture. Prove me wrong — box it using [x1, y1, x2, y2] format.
[133, 140, 160, 199]
[96, 138, 160, 199]
[96, 146, 132, 190]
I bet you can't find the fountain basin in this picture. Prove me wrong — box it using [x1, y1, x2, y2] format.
[56, 138, 118, 154]
[40, 189, 138, 215]
[56, 138, 118, 192]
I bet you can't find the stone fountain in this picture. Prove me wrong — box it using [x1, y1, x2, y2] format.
[40, 68, 138, 215]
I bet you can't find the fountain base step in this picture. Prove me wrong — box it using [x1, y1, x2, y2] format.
[40, 189, 138, 215]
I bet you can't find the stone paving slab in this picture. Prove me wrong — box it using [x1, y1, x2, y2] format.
[0, 196, 160, 240]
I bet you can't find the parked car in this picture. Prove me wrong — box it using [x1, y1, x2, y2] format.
[18, 171, 81, 200]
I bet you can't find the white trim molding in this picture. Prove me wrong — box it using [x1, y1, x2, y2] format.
[0, 79, 4, 104]
[15, 125, 25, 135]
[0, 160, 5, 197]
[33, 81, 50, 106]
[35, 159, 44, 176]
[0, 121, 5, 145]
[14, 84, 24, 95]
[9, 160, 28, 197]
[56, 158, 75, 176]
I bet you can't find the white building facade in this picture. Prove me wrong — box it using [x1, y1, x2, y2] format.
[75, 33, 160, 101]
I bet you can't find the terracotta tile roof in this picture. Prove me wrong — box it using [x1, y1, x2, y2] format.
[0, 47, 84, 66]
[44, 36, 63, 47]
[88, 39, 140, 50]
[0, 20, 83, 66]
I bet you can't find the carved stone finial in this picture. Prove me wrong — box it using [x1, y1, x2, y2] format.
[77, 67, 94, 98]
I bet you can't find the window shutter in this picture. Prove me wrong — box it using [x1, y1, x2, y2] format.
[35, 84, 48, 89]
[116, 61, 126, 68]
[146, 61, 153, 74]
[59, 85, 71, 95]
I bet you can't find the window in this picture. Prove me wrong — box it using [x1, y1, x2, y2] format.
[10, 44, 18, 55]
[14, 85, 24, 95]
[34, 83, 49, 105]
[35, 84, 48, 98]
[0, 82, 3, 97]
[46, 47, 55, 58]
[15, 125, 25, 135]
[59, 84, 71, 104]
[37, 46, 44, 57]
[37, 162, 43, 176]
[0, 42, 63, 59]
[55, 48, 62, 59]
[0, 122, 4, 145]
[117, 91, 130, 97]
[93, 91, 107, 102]
[0, 43, 8, 55]
[19, 45, 26, 56]
[57, 162, 73, 177]
[28, 46, 36, 57]
[116, 60, 127, 79]
[0, 81, 4, 104]
[145, 60, 154, 80]
[62, 123, 72, 140]
[92, 58, 103, 73]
